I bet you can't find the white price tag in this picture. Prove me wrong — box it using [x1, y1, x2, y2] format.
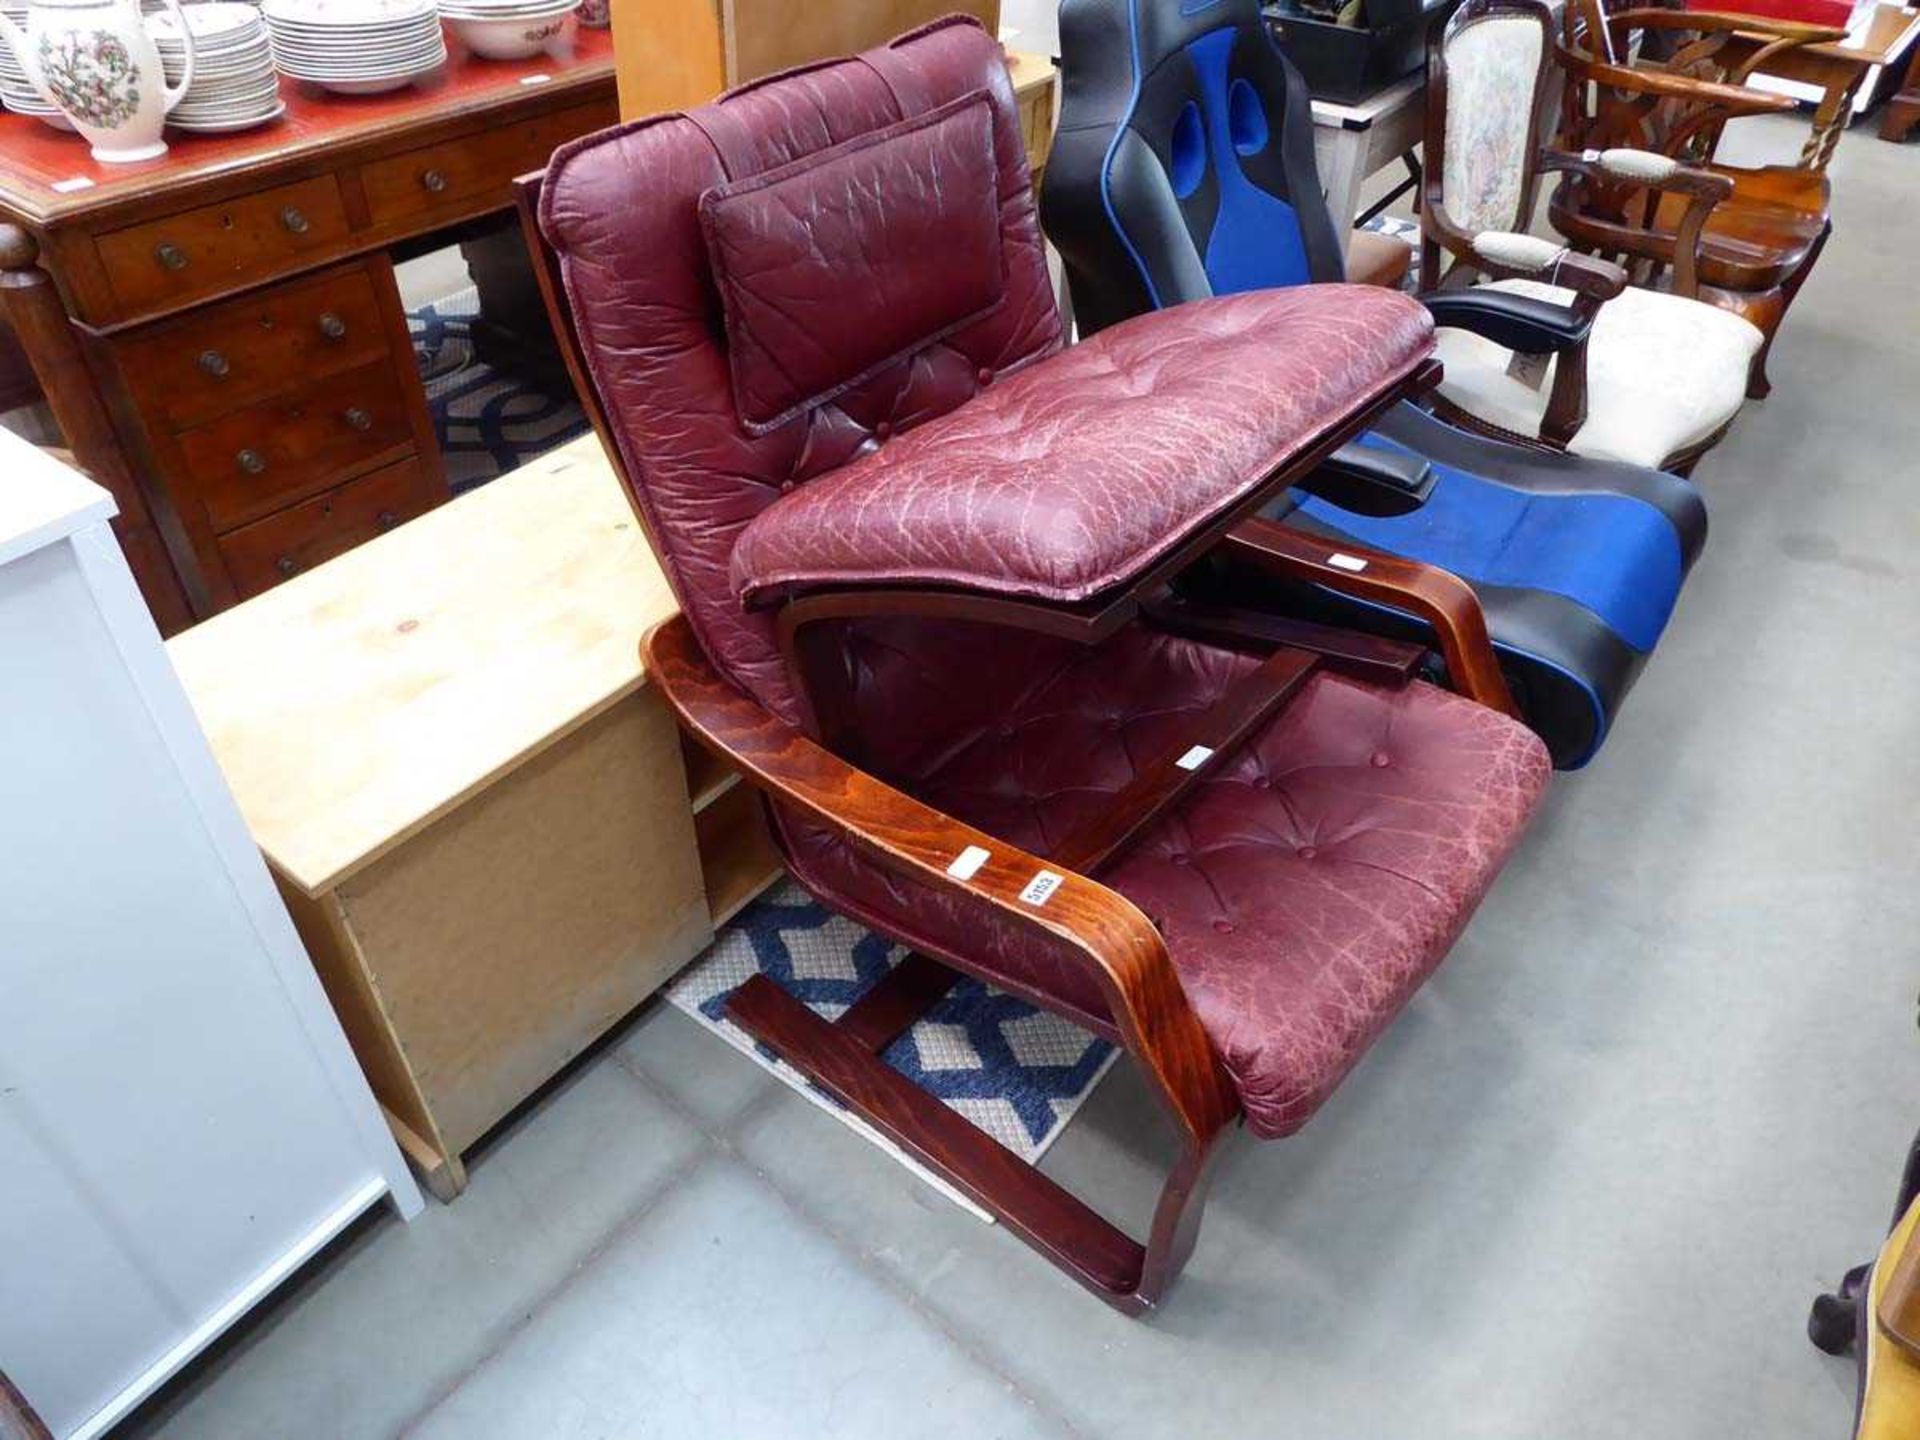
[1175, 745, 1214, 771]
[946, 845, 991, 880]
[518, 73, 552, 85]
[1506, 349, 1551, 391]
[1018, 870, 1063, 906]
[1327, 553, 1369, 573]
[52, 177, 96, 193]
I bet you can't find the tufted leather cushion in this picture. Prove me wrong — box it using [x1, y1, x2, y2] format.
[701, 91, 1007, 433]
[731, 285, 1434, 608]
[540, 17, 1065, 728]
[778, 623, 1550, 1137]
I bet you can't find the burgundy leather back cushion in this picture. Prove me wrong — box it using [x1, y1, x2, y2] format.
[539, 17, 1062, 726]
[701, 91, 1007, 433]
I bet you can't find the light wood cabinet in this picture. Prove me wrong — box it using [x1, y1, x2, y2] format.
[168, 435, 780, 1200]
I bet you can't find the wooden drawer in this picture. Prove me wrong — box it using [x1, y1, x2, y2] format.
[113, 263, 392, 432]
[95, 176, 352, 318]
[358, 101, 612, 229]
[218, 457, 443, 598]
[180, 357, 416, 533]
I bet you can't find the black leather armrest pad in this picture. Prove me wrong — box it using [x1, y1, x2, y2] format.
[1419, 289, 1592, 354]
[1295, 441, 1435, 517]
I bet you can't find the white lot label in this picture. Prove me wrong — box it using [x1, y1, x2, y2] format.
[1327, 553, 1369, 573]
[52, 177, 95, 193]
[519, 73, 552, 85]
[1175, 745, 1214, 771]
[946, 845, 991, 880]
[1019, 870, 1063, 906]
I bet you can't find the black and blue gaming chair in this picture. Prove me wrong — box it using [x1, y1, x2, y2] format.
[1039, 0, 1707, 768]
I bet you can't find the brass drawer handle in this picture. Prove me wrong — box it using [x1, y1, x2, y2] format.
[376, 509, 400, 531]
[281, 206, 310, 235]
[317, 311, 346, 341]
[421, 168, 448, 193]
[275, 555, 298, 577]
[344, 406, 372, 432]
[236, 448, 266, 475]
[155, 242, 187, 271]
[198, 349, 230, 379]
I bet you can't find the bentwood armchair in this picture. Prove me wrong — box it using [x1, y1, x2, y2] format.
[1554, 0, 1842, 395]
[1420, 0, 1764, 473]
[524, 16, 1550, 1310]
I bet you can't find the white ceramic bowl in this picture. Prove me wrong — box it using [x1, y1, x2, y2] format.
[448, 7, 573, 59]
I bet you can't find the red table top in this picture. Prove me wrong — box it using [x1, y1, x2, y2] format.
[0, 25, 614, 224]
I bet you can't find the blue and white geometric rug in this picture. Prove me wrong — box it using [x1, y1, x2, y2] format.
[666, 882, 1119, 1216]
[408, 285, 589, 495]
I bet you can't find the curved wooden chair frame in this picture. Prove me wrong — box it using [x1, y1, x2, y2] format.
[515, 168, 1521, 1310]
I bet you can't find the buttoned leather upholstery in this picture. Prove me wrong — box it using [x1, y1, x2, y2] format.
[788, 622, 1548, 1136]
[539, 16, 1549, 1139]
[733, 286, 1433, 609]
[1041, 0, 1709, 766]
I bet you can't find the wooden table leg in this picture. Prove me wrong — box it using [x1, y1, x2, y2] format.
[0, 224, 196, 632]
[1882, 42, 1920, 142]
[460, 219, 570, 394]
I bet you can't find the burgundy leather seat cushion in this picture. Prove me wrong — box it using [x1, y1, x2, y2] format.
[731, 286, 1433, 608]
[779, 625, 1550, 1138]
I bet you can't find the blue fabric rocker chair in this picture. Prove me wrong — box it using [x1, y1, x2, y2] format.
[1040, 0, 1707, 767]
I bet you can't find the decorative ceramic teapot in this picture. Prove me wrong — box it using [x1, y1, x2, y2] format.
[0, 0, 195, 162]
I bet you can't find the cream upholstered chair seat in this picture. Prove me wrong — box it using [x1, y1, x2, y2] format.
[1432, 277, 1762, 469]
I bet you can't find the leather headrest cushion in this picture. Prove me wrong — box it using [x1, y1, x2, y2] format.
[699, 89, 1006, 434]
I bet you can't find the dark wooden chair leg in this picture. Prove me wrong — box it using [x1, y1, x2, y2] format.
[727, 970, 1231, 1313]
[1747, 219, 1831, 400]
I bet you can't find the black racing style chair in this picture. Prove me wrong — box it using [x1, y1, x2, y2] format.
[1041, 0, 1708, 767]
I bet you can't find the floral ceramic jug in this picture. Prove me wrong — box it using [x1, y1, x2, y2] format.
[0, 0, 195, 162]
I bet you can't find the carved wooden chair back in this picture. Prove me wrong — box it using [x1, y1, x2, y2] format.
[1558, 0, 1842, 169]
[1419, 0, 1559, 291]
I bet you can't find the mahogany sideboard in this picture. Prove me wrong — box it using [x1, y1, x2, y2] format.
[0, 30, 620, 634]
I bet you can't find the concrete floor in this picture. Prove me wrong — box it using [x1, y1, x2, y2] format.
[116, 112, 1919, 1440]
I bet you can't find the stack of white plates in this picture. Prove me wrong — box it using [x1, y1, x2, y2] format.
[263, 0, 446, 95]
[156, 2, 284, 133]
[0, 0, 76, 129]
[439, 0, 578, 60]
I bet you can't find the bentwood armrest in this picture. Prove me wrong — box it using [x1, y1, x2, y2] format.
[1557, 47, 1801, 116]
[1605, 6, 1846, 43]
[1222, 517, 1520, 720]
[642, 613, 1239, 1141]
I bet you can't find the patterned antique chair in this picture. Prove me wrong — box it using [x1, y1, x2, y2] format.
[1421, 0, 1764, 473]
[1041, 0, 1708, 768]
[1553, 0, 1841, 398]
[524, 16, 1551, 1310]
